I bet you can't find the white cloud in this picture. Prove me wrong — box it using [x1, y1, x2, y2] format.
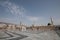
[27, 16, 45, 22]
[0, 18, 13, 22]
[26, 16, 47, 26]
[0, 18, 17, 24]
[0, 0, 26, 23]
[0, 0, 25, 16]
[27, 16, 39, 21]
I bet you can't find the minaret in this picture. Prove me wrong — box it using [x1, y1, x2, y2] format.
[50, 17, 53, 25]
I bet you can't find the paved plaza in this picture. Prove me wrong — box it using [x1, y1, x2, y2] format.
[0, 30, 60, 40]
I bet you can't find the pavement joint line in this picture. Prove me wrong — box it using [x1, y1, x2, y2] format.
[7, 31, 28, 40]
[5, 31, 20, 37]
[0, 31, 28, 40]
[4, 31, 21, 40]
[4, 31, 14, 37]
[0, 31, 13, 39]
[4, 31, 20, 40]
[8, 31, 28, 37]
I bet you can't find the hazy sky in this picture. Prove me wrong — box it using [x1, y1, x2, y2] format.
[0, 0, 60, 26]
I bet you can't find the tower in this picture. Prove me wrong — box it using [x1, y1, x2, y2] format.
[50, 17, 53, 25]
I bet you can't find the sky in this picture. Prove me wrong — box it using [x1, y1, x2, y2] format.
[0, 0, 60, 26]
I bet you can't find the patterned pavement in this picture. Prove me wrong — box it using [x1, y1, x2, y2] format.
[0, 30, 60, 40]
[0, 30, 28, 40]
